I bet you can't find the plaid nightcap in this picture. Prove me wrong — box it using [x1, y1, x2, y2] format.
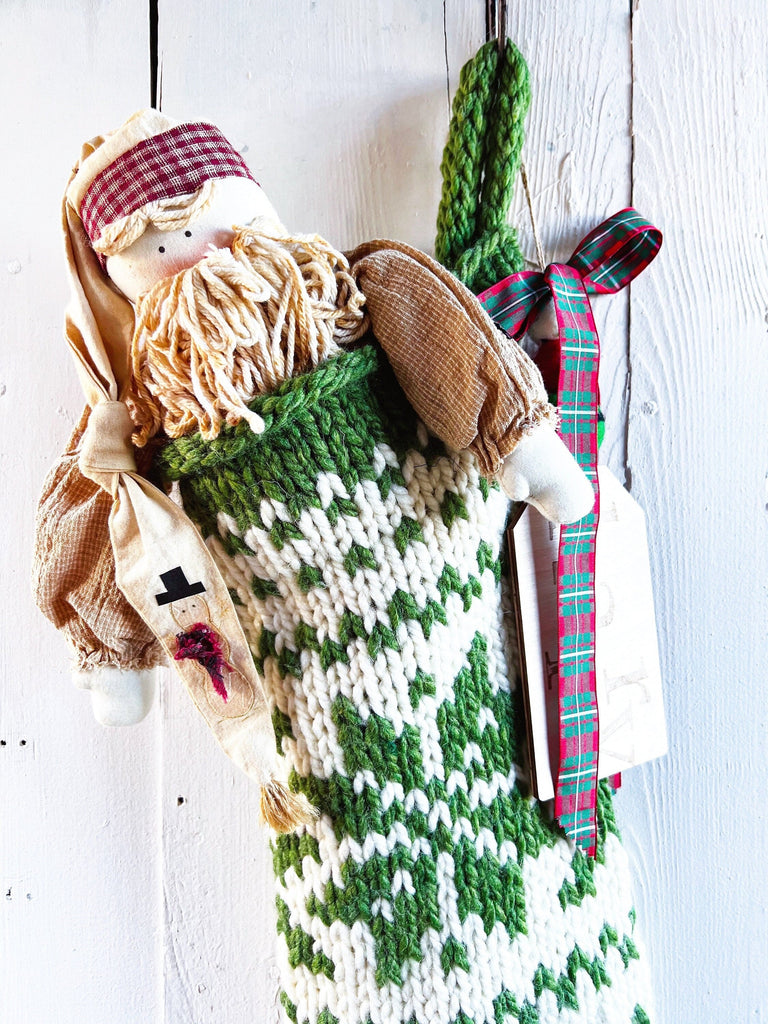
[80, 122, 255, 246]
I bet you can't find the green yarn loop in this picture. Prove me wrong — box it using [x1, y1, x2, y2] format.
[450, 225, 525, 296]
[435, 38, 531, 293]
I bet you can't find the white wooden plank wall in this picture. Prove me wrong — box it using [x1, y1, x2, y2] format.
[1, 1, 765, 1022]
[0, 6, 161, 1023]
[627, 2, 768, 1019]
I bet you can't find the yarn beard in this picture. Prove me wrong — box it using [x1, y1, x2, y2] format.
[126, 226, 370, 444]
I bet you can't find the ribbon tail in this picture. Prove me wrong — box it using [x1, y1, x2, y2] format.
[547, 266, 601, 857]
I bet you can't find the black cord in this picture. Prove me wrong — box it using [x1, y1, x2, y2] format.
[149, 0, 159, 108]
[485, 0, 507, 50]
[485, 0, 496, 42]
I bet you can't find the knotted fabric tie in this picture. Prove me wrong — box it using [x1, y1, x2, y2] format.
[479, 208, 662, 855]
[78, 401, 137, 484]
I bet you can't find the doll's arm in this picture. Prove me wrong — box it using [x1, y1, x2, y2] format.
[350, 239, 555, 470]
[32, 408, 164, 724]
[349, 241, 593, 522]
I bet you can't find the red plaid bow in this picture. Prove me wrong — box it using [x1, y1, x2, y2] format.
[479, 209, 662, 855]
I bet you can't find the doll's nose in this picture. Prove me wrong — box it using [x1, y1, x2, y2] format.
[187, 226, 236, 262]
[162, 227, 236, 278]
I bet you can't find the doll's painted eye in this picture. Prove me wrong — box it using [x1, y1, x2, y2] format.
[184, 230, 192, 237]
[158, 246, 166, 253]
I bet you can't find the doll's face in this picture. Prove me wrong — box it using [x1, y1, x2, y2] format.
[106, 176, 283, 302]
[170, 594, 211, 631]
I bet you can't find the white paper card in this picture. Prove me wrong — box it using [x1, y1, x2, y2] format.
[508, 466, 668, 800]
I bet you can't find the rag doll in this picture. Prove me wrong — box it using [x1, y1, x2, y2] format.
[33, 110, 652, 1024]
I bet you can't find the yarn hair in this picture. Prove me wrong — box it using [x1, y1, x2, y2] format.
[125, 226, 369, 445]
[93, 182, 216, 256]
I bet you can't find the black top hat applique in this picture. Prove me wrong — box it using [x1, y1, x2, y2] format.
[155, 566, 206, 607]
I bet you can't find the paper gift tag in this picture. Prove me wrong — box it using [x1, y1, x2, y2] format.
[507, 466, 668, 801]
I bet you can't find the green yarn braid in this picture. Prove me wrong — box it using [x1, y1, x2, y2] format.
[435, 41, 499, 272]
[435, 38, 531, 293]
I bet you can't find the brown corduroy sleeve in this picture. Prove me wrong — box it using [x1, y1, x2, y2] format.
[348, 240, 557, 477]
[32, 407, 165, 673]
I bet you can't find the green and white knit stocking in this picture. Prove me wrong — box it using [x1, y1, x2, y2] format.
[156, 345, 653, 1024]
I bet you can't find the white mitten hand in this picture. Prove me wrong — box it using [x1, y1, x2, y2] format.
[500, 425, 595, 524]
[74, 667, 157, 726]
[527, 297, 559, 342]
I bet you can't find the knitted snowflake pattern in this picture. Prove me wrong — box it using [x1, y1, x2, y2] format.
[156, 345, 653, 1024]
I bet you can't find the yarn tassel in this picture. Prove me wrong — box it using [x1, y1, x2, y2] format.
[260, 778, 318, 832]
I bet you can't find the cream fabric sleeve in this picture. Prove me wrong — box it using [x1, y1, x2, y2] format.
[348, 239, 557, 477]
[32, 407, 165, 673]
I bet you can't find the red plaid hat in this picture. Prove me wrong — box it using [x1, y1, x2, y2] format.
[78, 120, 255, 248]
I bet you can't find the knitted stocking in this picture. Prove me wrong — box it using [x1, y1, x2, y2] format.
[156, 346, 653, 1024]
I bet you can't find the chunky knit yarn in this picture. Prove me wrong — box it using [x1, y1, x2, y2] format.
[156, 345, 652, 1024]
[435, 39, 530, 293]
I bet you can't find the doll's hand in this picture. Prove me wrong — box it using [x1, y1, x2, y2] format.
[500, 425, 595, 524]
[74, 667, 156, 726]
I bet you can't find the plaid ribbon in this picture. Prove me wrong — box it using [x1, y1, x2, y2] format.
[80, 122, 255, 246]
[479, 209, 661, 855]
